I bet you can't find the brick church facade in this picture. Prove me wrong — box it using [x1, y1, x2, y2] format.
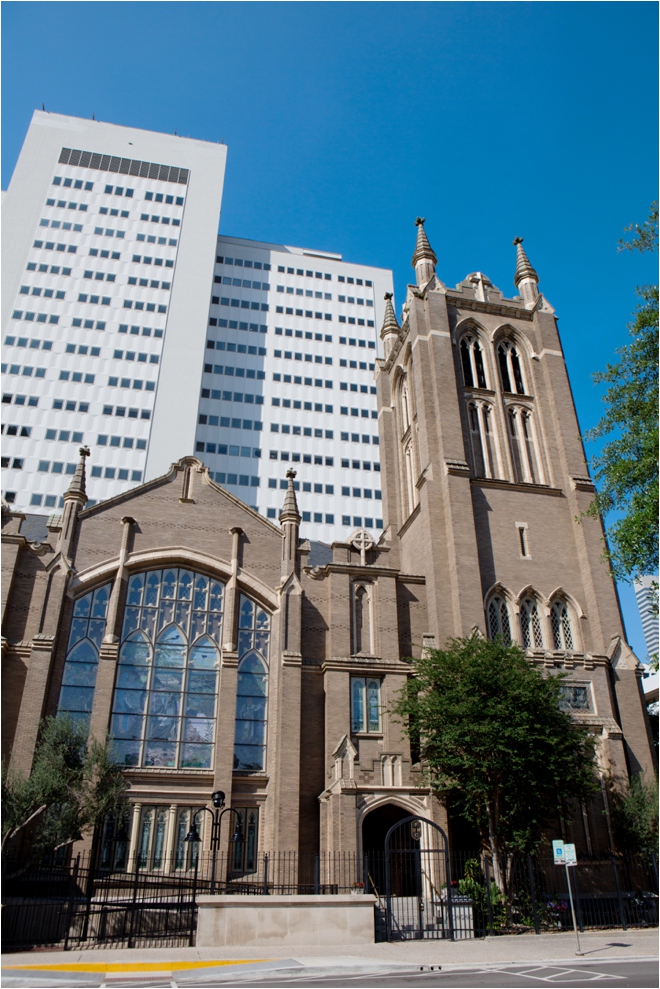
[2, 222, 655, 868]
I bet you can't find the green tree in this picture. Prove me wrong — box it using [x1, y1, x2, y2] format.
[610, 773, 659, 856]
[393, 636, 598, 904]
[1, 715, 126, 857]
[583, 203, 659, 582]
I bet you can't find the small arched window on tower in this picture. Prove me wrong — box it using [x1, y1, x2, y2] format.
[401, 382, 411, 433]
[519, 596, 544, 649]
[352, 582, 373, 655]
[507, 409, 525, 482]
[550, 599, 575, 651]
[487, 594, 512, 644]
[460, 335, 488, 389]
[497, 341, 526, 395]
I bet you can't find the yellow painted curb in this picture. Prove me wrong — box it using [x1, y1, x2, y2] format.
[5, 960, 271, 973]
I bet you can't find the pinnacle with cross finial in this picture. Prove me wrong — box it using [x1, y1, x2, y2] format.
[280, 468, 301, 523]
[513, 236, 539, 288]
[64, 445, 91, 503]
[411, 216, 437, 270]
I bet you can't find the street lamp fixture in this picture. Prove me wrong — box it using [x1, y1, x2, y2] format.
[183, 794, 244, 894]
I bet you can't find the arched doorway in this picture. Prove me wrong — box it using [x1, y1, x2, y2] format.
[362, 803, 412, 897]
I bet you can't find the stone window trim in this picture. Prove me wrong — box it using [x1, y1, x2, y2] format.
[484, 584, 584, 655]
[351, 580, 375, 657]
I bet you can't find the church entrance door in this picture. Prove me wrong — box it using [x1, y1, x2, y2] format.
[384, 815, 451, 941]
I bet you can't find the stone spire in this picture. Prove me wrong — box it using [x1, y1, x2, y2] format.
[411, 217, 437, 286]
[58, 446, 90, 557]
[512, 237, 539, 303]
[279, 468, 301, 578]
[380, 292, 401, 359]
[64, 446, 90, 505]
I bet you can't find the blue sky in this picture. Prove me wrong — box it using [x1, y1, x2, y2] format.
[2, 1, 657, 655]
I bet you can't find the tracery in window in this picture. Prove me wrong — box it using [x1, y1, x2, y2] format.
[487, 594, 511, 643]
[519, 597, 544, 649]
[558, 684, 591, 712]
[550, 599, 575, 650]
[460, 334, 488, 389]
[57, 583, 111, 729]
[234, 595, 270, 772]
[497, 341, 525, 395]
[109, 568, 224, 769]
[232, 807, 259, 874]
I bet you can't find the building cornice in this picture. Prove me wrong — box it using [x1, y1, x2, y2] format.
[470, 477, 564, 497]
[446, 293, 535, 321]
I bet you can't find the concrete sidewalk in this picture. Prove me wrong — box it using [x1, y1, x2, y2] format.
[2, 929, 658, 985]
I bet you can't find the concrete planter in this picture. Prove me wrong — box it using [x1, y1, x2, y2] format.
[196, 893, 377, 947]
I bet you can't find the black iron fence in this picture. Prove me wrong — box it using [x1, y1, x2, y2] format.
[2, 848, 657, 951]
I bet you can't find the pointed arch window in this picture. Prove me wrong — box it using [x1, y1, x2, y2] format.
[234, 594, 270, 772]
[352, 582, 373, 655]
[519, 597, 544, 649]
[550, 599, 575, 651]
[487, 594, 511, 643]
[460, 334, 488, 389]
[109, 568, 224, 769]
[57, 583, 111, 730]
[497, 341, 526, 395]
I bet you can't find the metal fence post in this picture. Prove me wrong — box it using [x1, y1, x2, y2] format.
[445, 848, 455, 941]
[527, 854, 540, 935]
[611, 855, 628, 931]
[262, 852, 269, 895]
[189, 851, 199, 947]
[314, 852, 320, 895]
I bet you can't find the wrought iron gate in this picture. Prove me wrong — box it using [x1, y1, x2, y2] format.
[384, 815, 463, 940]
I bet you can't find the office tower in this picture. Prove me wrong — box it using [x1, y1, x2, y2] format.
[197, 236, 392, 543]
[2, 110, 226, 512]
[2, 113, 393, 543]
[634, 575, 659, 660]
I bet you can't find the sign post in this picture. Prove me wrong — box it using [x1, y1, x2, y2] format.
[553, 840, 583, 955]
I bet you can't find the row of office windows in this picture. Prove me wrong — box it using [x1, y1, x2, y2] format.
[266, 507, 335, 525]
[343, 515, 384, 529]
[119, 324, 164, 337]
[341, 459, 380, 471]
[206, 341, 267, 355]
[19, 286, 66, 298]
[113, 349, 159, 363]
[340, 407, 379, 419]
[269, 423, 334, 437]
[2, 394, 39, 407]
[102, 405, 152, 420]
[45, 428, 85, 442]
[269, 479, 334, 494]
[274, 328, 332, 341]
[97, 435, 147, 449]
[218, 297, 270, 312]
[83, 270, 116, 282]
[273, 349, 333, 365]
[123, 301, 168, 313]
[197, 390, 265, 407]
[340, 383, 377, 394]
[90, 249, 121, 259]
[1, 424, 32, 436]
[53, 399, 89, 412]
[60, 370, 95, 383]
[78, 294, 112, 305]
[338, 316, 375, 327]
[40, 219, 84, 231]
[5, 336, 54, 350]
[274, 306, 331, 320]
[11, 311, 60, 324]
[341, 486, 382, 500]
[127, 277, 171, 290]
[216, 256, 271, 270]
[3, 364, 46, 377]
[207, 319, 267, 333]
[202, 444, 261, 458]
[136, 234, 178, 246]
[52, 177, 94, 190]
[197, 415, 262, 430]
[341, 432, 379, 445]
[26, 262, 74, 273]
[212, 472, 259, 488]
[275, 265, 333, 279]
[276, 286, 331, 299]
[202, 366, 266, 380]
[107, 377, 156, 391]
[90, 466, 144, 481]
[72, 319, 108, 330]
[33, 239, 78, 252]
[139, 213, 181, 226]
[132, 255, 174, 267]
[1, 457, 23, 469]
[269, 451, 334, 466]
[214, 278, 270, 290]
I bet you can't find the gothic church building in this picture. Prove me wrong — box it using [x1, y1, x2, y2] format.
[2, 222, 655, 868]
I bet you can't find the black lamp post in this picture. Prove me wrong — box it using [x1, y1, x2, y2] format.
[184, 790, 244, 894]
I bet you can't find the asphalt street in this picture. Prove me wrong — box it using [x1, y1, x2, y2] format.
[183, 960, 659, 989]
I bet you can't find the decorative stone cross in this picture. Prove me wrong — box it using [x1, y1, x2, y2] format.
[286, 468, 297, 481]
[79, 446, 91, 458]
[350, 528, 374, 567]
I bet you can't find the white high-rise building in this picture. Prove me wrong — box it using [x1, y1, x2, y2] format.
[634, 575, 659, 661]
[2, 112, 393, 542]
[195, 236, 392, 543]
[2, 111, 226, 511]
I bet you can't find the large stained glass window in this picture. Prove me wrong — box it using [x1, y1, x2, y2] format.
[233, 595, 270, 772]
[57, 584, 111, 729]
[109, 568, 224, 769]
[351, 676, 381, 733]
